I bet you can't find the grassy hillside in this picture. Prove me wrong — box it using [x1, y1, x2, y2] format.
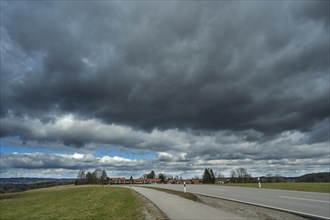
[223, 182, 330, 193]
[0, 185, 149, 220]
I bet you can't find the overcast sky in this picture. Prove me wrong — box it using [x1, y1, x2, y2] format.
[1, 1, 329, 179]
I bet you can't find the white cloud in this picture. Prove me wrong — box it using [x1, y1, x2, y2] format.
[71, 153, 84, 159]
[100, 155, 133, 164]
[1, 114, 329, 178]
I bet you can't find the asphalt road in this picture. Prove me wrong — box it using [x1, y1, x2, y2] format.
[132, 186, 243, 219]
[142, 184, 330, 220]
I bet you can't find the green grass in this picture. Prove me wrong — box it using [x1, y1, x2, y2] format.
[0, 185, 147, 220]
[223, 182, 330, 193]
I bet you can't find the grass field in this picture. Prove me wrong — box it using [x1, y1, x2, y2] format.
[0, 185, 149, 220]
[223, 182, 330, 193]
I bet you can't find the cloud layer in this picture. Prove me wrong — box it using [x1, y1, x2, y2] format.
[1, 1, 329, 178]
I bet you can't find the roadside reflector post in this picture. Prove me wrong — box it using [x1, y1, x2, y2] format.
[258, 177, 261, 188]
[183, 181, 187, 193]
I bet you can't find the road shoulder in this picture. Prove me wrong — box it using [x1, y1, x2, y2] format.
[196, 194, 308, 220]
[133, 186, 243, 220]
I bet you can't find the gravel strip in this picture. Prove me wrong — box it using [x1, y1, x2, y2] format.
[133, 189, 169, 220]
[196, 194, 309, 220]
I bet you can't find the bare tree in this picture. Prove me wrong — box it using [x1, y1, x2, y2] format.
[235, 168, 252, 183]
[231, 170, 237, 183]
[86, 172, 92, 184]
[77, 169, 86, 185]
[92, 169, 103, 184]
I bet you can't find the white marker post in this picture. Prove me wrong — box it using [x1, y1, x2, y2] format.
[258, 177, 261, 188]
[183, 181, 187, 193]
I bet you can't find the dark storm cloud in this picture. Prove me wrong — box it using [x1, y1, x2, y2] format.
[1, 0, 329, 179]
[290, 0, 329, 25]
[1, 1, 329, 144]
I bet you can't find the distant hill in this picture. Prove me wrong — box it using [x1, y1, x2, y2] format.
[297, 172, 330, 182]
[0, 178, 75, 193]
[0, 177, 75, 185]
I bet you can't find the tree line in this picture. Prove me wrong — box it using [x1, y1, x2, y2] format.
[202, 167, 255, 183]
[230, 167, 254, 183]
[142, 170, 167, 183]
[76, 169, 109, 185]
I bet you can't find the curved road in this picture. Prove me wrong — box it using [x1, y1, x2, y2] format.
[142, 184, 330, 220]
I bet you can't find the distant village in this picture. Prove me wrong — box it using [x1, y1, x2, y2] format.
[75, 168, 330, 186]
[110, 177, 202, 185]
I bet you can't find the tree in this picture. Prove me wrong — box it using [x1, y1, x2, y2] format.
[86, 172, 92, 184]
[77, 169, 86, 185]
[91, 173, 97, 184]
[217, 173, 225, 179]
[158, 173, 167, 183]
[236, 167, 246, 183]
[235, 168, 251, 183]
[150, 170, 156, 179]
[202, 169, 211, 184]
[129, 176, 134, 184]
[145, 170, 156, 179]
[209, 169, 215, 184]
[202, 168, 215, 184]
[167, 175, 173, 181]
[274, 174, 284, 183]
[101, 170, 108, 185]
[231, 170, 237, 183]
[91, 169, 103, 184]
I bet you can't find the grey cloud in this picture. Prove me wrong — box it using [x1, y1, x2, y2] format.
[1, 1, 328, 136]
[306, 118, 329, 144]
[290, 1, 329, 25]
[2, 153, 86, 170]
[1, 152, 141, 170]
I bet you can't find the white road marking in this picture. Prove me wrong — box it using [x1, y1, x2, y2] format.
[279, 196, 330, 203]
